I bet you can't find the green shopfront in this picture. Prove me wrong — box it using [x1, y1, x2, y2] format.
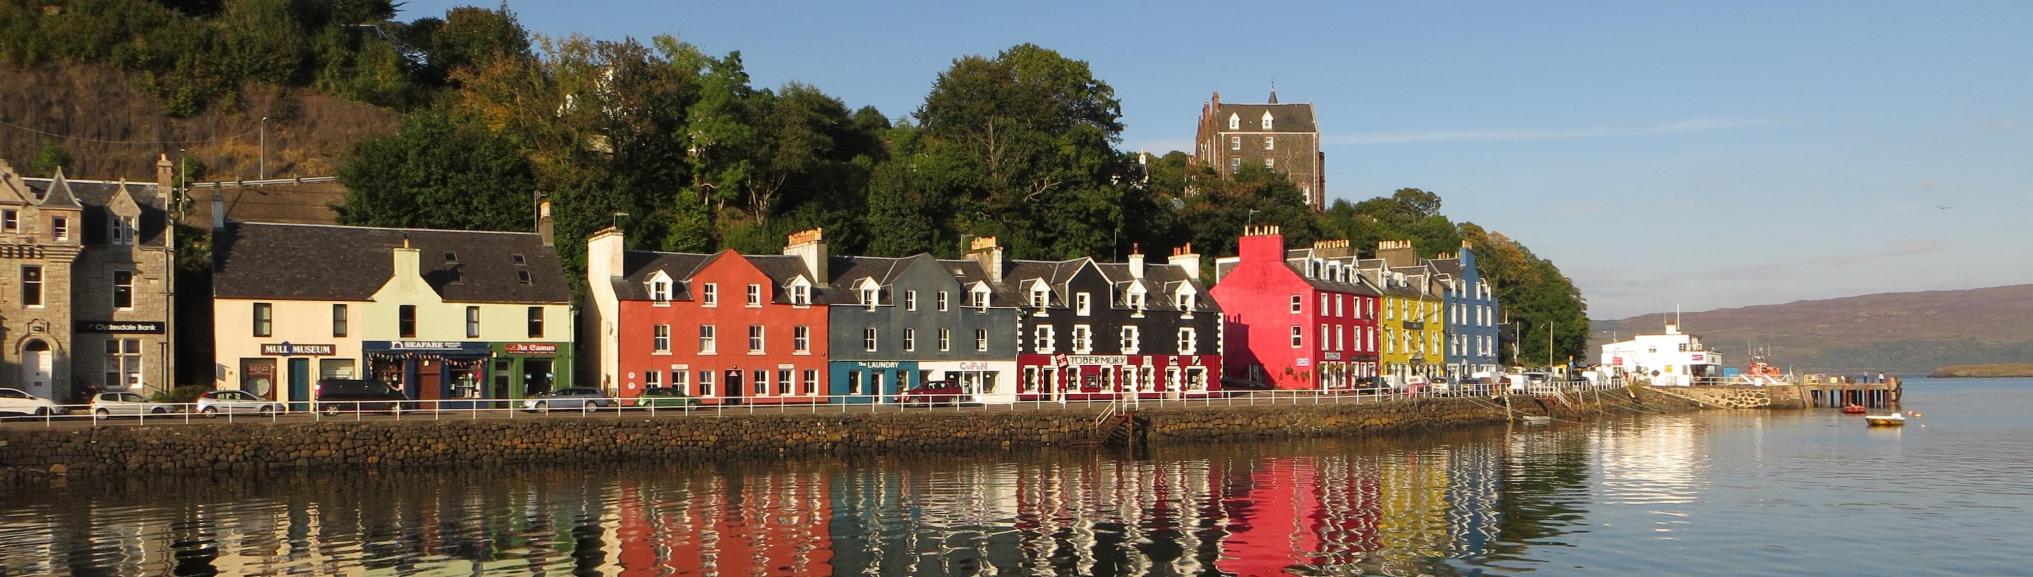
[490, 342, 574, 402]
[363, 340, 573, 408]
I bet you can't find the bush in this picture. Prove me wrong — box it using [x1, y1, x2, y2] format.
[151, 385, 214, 404]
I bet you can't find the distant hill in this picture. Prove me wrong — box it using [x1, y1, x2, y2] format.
[0, 63, 397, 181]
[1930, 363, 2033, 378]
[1592, 284, 2033, 374]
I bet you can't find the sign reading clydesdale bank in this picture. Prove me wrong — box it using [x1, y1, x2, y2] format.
[76, 321, 166, 334]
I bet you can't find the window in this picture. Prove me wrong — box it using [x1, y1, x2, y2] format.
[112, 270, 134, 310]
[650, 279, 671, 303]
[1228, 114, 1240, 130]
[1321, 293, 1330, 316]
[516, 270, 532, 284]
[20, 266, 42, 307]
[749, 325, 766, 353]
[332, 304, 348, 337]
[802, 370, 818, 395]
[699, 370, 716, 396]
[466, 306, 481, 338]
[673, 368, 691, 395]
[937, 291, 950, 311]
[1230, 158, 1241, 172]
[1175, 292, 1196, 311]
[52, 217, 68, 241]
[0, 209, 15, 233]
[791, 284, 810, 305]
[1337, 326, 1346, 352]
[753, 370, 768, 396]
[699, 325, 717, 353]
[747, 283, 762, 307]
[105, 338, 143, 390]
[1262, 112, 1274, 130]
[1335, 295, 1344, 318]
[644, 369, 660, 389]
[847, 371, 863, 395]
[975, 328, 989, 352]
[861, 286, 879, 308]
[1071, 325, 1092, 354]
[1265, 136, 1275, 150]
[650, 323, 673, 353]
[1120, 326, 1140, 354]
[1320, 324, 1330, 351]
[1034, 325, 1056, 354]
[1127, 290, 1145, 311]
[526, 307, 545, 338]
[1264, 158, 1275, 169]
[938, 328, 951, 351]
[702, 283, 718, 306]
[1075, 292, 1091, 316]
[110, 216, 135, 245]
[778, 369, 793, 395]
[1290, 295, 1303, 314]
[903, 328, 917, 351]
[1029, 286, 1049, 308]
[512, 254, 526, 265]
[971, 287, 991, 310]
[905, 290, 918, 311]
[1290, 325, 1303, 348]
[249, 302, 274, 336]
[397, 305, 415, 338]
[863, 328, 879, 352]
[1230, 135, 1241, 150]
[1178, 328, 1197, 355]
[794, 326, 811, 353]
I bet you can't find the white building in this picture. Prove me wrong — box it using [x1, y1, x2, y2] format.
[1597, 324, 1724, 386]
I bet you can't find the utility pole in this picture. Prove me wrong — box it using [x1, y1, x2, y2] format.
[259, 116, 269, 180]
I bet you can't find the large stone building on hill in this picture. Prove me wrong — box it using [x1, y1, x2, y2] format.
[1192, 90, 1325, 209]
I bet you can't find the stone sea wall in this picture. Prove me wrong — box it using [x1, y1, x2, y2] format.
[1659, 385, 1809, 409]
[1, 390, 1698, 479]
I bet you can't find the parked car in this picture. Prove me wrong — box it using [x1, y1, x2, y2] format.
[898, 380, 965, 407]
[1353, 376, 1390, 395]
[314, 378, 409, 416]
[1428, 377, 1453, 396]
[635, 387, 698, 409]
[196, 390, 284, 417]
[522, 388, 615, 413]
[0, 387, 63, 417]
[90, 392, 176, 419]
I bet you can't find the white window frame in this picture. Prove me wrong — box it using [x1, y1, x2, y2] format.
[653, 324, 671, 353]
[1228, 113, 1240, 130]
[649, 279, 672, 304]
[1290, 295, 1302, 314]
[1120, 326, 1140, 354]
[976, 328, 990, 352]
[903, 328, 916, 352]
[746, 283, 763, 307]
[794, 325, 811, 353]
[864, 328, 879, 352]
[748, 325, 765, 353]
[1034, 325, 1056, 354]
[111, 269, 135, 310]
[1076, 292, 1091, 316]
[1265, 136, 1275, 150]
[701, 283, 718, 307]
[699, 324, 717, 354]
[905, 290, 918, 311]
[1290, 325, 1303, 348]
[1071, 325, 1093, 354]
[937, 291, 950, 311]
[1178, 328, 1197, 355]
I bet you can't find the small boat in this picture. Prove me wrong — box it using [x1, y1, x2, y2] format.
[1841, 404, 1868, 415]
[1521, 415, 1553, 426]
[1864, 411, 1906, 427]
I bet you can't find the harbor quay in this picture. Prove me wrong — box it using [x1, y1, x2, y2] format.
[0, 388, 1699, 479]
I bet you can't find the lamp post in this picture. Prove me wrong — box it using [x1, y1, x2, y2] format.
[258, 116, 268, 180]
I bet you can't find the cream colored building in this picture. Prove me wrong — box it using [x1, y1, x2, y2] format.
[212, 216, 574, 409]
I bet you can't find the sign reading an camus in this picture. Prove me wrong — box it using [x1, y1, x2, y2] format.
[503, 343, 560, 355]
[77, 321, 166, 334]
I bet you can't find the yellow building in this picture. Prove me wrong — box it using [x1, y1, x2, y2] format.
[1366, 241, 1446, 384]
[212, 216, 574, 410]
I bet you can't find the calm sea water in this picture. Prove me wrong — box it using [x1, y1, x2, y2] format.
[3, 378, 2027, 576]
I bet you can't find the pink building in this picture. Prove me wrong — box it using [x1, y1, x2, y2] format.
[1212, 227, 1381, 390]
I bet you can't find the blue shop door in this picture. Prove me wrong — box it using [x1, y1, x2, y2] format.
[288, 358, 311, 412]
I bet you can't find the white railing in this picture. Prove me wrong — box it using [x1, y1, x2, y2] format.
[0, 379, 1630, 429]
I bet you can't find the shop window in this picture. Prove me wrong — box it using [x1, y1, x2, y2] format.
[104, 338, 143, 390]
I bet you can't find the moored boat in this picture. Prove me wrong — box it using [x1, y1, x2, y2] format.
[1864, 411, 1906, 426]
[1842, 404, 1868, 415]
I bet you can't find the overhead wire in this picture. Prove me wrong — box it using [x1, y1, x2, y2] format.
[0, 118, 265, 146]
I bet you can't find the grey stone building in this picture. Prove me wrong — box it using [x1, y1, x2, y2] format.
[1, 156, 176, 402]
[1192, 89, 1325, 209]
[823, 249, 1022, 404]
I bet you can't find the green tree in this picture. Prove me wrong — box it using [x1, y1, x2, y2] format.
[335, 108, 536, 231]
[29, 141, 71, 177]
[1459, 222, 1589, 365]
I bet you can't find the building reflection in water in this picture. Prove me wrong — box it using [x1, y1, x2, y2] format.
[0, 418, 1714, 577]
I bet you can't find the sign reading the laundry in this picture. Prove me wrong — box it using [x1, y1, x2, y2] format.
[853, 361, 902, 369]
[77, 321, 165, 334]
[503, 343, 559, 355]
[261, 343, 335, 356]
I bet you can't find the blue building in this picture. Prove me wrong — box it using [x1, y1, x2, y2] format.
[1430, 241, 1501, 379]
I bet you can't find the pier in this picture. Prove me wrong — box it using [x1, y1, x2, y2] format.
[1802, 380, 1902, 409]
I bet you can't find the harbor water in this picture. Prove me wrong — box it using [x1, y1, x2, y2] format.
[2, 378, 2026, 576]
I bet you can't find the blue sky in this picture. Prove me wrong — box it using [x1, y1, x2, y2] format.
[403, 1, 2033, 319]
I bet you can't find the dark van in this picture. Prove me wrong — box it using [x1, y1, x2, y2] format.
[315, 378, 408, 415]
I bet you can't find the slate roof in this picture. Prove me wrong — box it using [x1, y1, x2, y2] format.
[214, 222, 570, 303]
[1427, 257, 1464, 278]
[613, 251, 714, 301]
[938, 259, 1019, 305]
[1212, 102, 1318, 133]
[23, 177, 170, 246]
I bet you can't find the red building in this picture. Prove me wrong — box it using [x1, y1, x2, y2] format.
[585, 227, 830, 405]
[1211, 227, 1381, 390]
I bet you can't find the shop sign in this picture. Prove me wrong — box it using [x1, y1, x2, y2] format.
[1324, 352, 1342, 361]
[1691, 353, 1706, 362]
[1402, 321, 1424, 330]
[1066, 355, 1127, 366]
[504, 343, 559, 355]
[957, 361, 994, 371]
[261, 342, 336, 356]
[365, 340, 491, 354]
[855, 361, 902, 369]
[1297, 357, 1312, 368]
[78, 321, 166, 334]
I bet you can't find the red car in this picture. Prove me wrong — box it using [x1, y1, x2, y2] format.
[898, 381, 966, 407]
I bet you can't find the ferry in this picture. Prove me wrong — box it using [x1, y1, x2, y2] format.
[1598, 324, 1725, 386]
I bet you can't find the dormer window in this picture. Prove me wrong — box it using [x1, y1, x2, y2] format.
[791, 284, 810, 305]
[444, 252, 459, 263]
[1228, 113, 1240, 130]
[1175, 292, 1196, 311]
[972, 286, 991, 310]
[1126, 289, 1146, 311]
[1029, 285, 1049, 308]
[859, 281, 879, 308]
[1261, 111, 1274, 130]
[109, 215, 135, 245]
[649, 276, 672, 303]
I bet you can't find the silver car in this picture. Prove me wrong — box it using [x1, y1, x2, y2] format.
[196, 390, 284, 417]
[0, 387, 63, 417]
[521, 388, 615, 413]
[91, 392, 177, 419]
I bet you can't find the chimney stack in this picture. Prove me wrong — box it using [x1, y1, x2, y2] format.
[209, 183, 225, 231]
[587, 227, 626, 287]
[393, 237, 421, 280]
[1169, 243, 1202, 281]
[155, 154, 174, 203]
[1238, 225, 1285, 263]
[967, 235, 1005, 284]
[1313, 239, 1352, 259]
[783, 227, 829, 285]
[1127, 243, 1145, 279]
[1377, 239, 1417, 268]
[536, 199, 555, 247]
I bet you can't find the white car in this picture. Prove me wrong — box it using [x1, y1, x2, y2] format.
[196, 390, 284, 417]
[0, 387, 63, 417]
[90, 392, 178, 419]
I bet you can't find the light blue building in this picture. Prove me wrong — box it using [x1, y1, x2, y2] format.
[1431, 241, 1502, 378]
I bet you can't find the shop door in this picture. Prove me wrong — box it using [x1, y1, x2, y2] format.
[22, 340, 52, 400]
[724, 370, 744, 405]
[493, 360, 513, 408]
[288, 358, 311, 411]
